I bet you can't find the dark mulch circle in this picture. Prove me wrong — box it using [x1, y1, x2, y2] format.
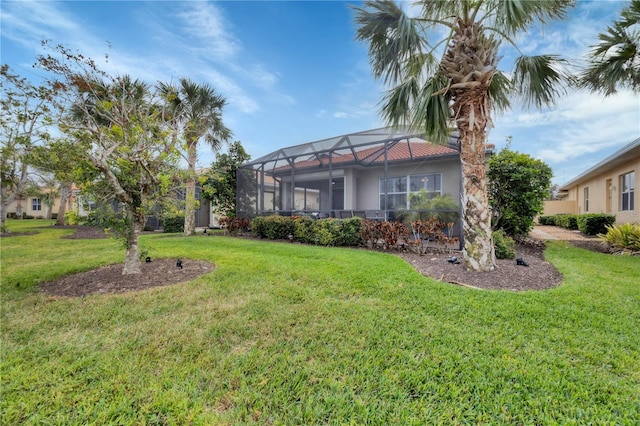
[396, 242, 563, 292]
[56, 225, 110, 239]
[39, 258, 216, 297]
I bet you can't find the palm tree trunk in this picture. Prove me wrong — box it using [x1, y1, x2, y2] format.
[184, 142, 197, 236]
[458, 100, 496, 272]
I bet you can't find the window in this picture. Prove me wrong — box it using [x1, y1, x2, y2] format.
[584, 187, 589, 212]
[621, 171, 635, 211]
[380, 173, 442, 210]
[31, 198, 41, 211]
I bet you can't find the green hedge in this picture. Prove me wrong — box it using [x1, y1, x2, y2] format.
[539, 213, 615, 235]
[577, 214, 616, 236]
[555, 214, 578, 230]
[163, 215, 184, 233]
[251, 215, 362, 246]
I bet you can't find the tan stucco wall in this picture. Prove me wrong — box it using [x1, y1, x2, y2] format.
[542, 200, 577, 216]
[546, 156, 639, 224]
[6, 196, 62, 218]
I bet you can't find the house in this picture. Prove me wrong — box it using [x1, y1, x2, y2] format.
[544, 137, 639, 224]
[237, 126, 467, 229]
[4, 185, 77, 219]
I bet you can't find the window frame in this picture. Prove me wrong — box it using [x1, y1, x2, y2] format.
[379, 173, 443, 210]
[583, 187, 589, 212]
[620, 171, 635, 211]
[31, 198, 42, 211]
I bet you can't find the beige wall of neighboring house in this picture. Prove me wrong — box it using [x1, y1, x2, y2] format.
[543, 138, 639, 224]
[6, 194, 63, 219]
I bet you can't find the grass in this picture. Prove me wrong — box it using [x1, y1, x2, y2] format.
[1, 219, 639, 424]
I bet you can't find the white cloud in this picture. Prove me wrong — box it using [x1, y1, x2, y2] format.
[176, 2, 239, 61]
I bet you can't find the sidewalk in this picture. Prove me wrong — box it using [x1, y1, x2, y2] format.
[529, 225, 596, 241]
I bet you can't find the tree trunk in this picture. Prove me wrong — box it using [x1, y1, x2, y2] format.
[458, 99, 496, 272]
[56, 183, 72, 226]
[0, 200, 8, 233]
[122, 209, 145, 275]
[183, 143, 197, 236]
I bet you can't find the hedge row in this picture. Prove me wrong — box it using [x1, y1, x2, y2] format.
[538, 213, 615, 235]
[251, 216, 362, 247]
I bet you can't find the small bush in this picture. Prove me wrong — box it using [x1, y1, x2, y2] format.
[64, 211, 83, 225]
[538, 215, 555, 226]
[337, 217, 362, 246]
[220, 217, 250, 235]
[293, 216, 317, 244]
[163, 215, 185, 233]
[250, 215, 295, 240]
[251, 217, 266, 238]
[598, 223, 640, 253]
[555, 214, 578, 230]
[577, 214, 616, 236]
[493, 230, 516, 259]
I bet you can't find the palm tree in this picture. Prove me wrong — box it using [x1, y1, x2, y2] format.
[159, 79, 231, 236]
[580, 0, 640, 95]
[354, 0, 572, 271]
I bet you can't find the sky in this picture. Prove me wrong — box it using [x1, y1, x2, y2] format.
[1, 0, 639, 185]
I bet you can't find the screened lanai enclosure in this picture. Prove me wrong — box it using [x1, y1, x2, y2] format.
[237, 127, 464, 238]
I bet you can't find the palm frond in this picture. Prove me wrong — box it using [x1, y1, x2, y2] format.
[354, 0, 426, 85]
[579, 0, 640, 95]
[492, 0, 575, 36]
[411, 76, 451, 144]
[513, 55, 568, 108]
[488, 71, 512, 113]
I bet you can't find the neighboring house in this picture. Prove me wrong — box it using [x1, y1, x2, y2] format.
[544, 137, 639, 224]
[237, 126, 469, 227]
[5, 186, 73, 219]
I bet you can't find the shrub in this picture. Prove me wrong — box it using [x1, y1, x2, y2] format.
[64, 211, 83, 225]
[493, 230, 516, 259]
[220, 217, 250, 235]
[337, 217, 362, 246]
[577, 214, 616, 235]
[250, 215, 296, 240]
[538, 215, 557, 226]
[293, 216, 317, 244]
[251, 216, 267, 238]
[555, 214, 578, 230]
[163, 215, 185, 233]
[598, 223, 640, 253]
[488, 148, 552, 236]
[315, 220, 341, 246]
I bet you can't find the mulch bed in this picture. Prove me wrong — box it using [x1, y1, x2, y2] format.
[39, 258, 215, 297]
[27, 224, 614, 297]
[396, 243, 563, 291]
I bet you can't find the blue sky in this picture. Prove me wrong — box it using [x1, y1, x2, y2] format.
[2, 0, 638, 185]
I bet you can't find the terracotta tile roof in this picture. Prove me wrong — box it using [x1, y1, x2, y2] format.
[271, 141, 458, 173]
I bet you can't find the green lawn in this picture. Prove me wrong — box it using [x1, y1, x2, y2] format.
[1, 220, 639, 424]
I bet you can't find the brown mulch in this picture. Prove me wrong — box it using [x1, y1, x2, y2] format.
[56, 224, 110, 239]
[40, 258, 216, 297]
[33, 224, 612, 297]
[396, 243, 563, 292]
[38, 225, 215, 297]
